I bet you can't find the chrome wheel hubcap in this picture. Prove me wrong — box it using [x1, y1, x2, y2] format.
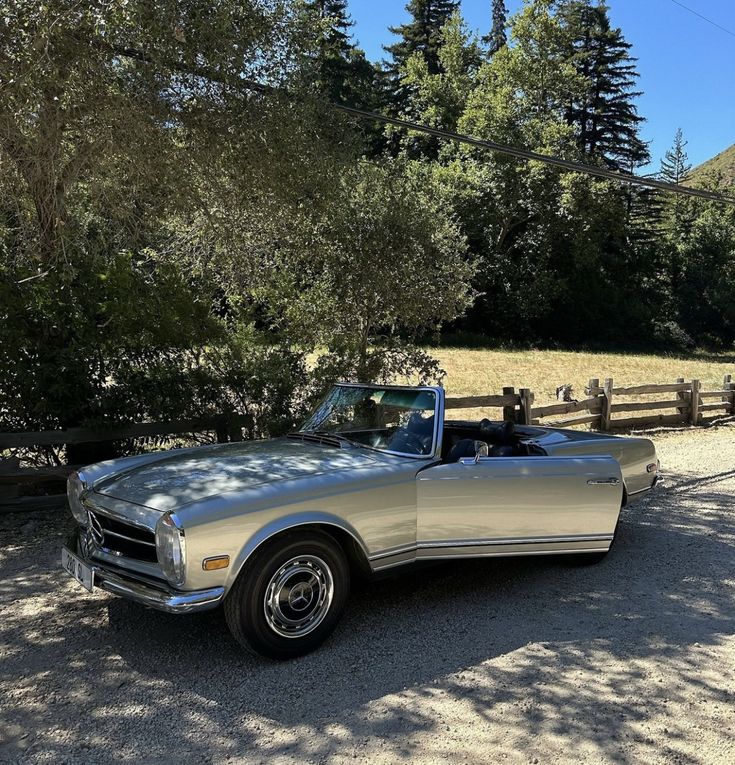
[264, 555, 334, 638]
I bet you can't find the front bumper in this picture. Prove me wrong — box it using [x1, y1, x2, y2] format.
[66, 533, 225, 614]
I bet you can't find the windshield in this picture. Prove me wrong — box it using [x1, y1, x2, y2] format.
[299, 385, 438, 456]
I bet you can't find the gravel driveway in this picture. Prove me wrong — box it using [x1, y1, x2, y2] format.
[1, 425, 734, 764]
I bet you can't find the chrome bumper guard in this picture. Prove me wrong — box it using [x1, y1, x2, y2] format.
[68, 534, 224, 614]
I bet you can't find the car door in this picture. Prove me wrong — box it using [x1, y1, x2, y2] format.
[416, 455, 623, 558]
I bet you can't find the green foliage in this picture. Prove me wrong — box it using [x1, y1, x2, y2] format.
[558, 0, 649, 169]
[295, 1, 378, 109]
[383, 0, 460, 111]
[484, 1, 509, 55]
[676, 207, 735, 344]
[247, 159, 476, 382]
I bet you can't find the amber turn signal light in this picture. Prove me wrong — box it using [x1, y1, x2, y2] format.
[202, 555, 230, 571]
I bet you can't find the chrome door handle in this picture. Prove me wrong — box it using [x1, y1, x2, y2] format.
[587, 478, 620, 485]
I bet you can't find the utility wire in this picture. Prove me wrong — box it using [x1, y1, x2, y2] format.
[333, 103, 735, 203]
[667, 0, 735, 38]
[106, 41, 735, 206]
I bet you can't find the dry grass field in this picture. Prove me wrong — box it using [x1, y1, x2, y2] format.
[432, 347, 735, 404]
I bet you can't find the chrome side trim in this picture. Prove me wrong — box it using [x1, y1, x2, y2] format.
[418, 533, 613, 549]
[420, 547, 609, 560]
[369, 534, 613, 570]
[369, 543, 418, 561]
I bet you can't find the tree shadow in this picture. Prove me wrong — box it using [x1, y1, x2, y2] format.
[1, 472, 733, 763]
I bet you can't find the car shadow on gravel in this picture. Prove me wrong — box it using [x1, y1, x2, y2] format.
[1, 471, 734, 764]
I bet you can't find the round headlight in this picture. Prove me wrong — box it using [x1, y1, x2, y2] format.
[67, 471, 88, 525]
[155, 512, 186, 586]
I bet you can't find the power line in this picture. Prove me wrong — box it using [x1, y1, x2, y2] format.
[667, 0, 735, 38]
[334, 103, 735, 203]
[106, 41, 735, 206]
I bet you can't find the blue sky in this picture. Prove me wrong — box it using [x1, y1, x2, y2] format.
[348, 0, 735, 170]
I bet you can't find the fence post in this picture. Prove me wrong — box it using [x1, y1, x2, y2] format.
[690, 379, 701, 425]
[601, 378, 613, 431]
[502, 386, 517, 423]
[675, 377, 687, 420]
[724, 374, 734, 416]
[215, 416, 229, 444]
[519, 388, 534, 425]
[587, 379, 600, 430]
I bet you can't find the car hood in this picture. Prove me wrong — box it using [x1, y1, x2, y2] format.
[94, 437, 380, 512]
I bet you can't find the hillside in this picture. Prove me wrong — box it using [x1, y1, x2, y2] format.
[688, 142, 735, 188]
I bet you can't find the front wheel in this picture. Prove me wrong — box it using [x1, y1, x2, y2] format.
[224, 531, 350, 660]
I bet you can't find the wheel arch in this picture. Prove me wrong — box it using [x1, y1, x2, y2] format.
[226, 513, 372, 589]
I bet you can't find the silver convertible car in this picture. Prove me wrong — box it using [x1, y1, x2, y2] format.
[62, 383, 659, 659]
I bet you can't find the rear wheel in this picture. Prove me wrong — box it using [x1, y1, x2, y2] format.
[224, 530, 350, 660]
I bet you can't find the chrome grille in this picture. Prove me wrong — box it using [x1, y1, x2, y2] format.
[87, 510, 157, 563]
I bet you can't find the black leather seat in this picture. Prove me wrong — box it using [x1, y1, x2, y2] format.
[479, 419, 514, 443]
[479, 419, 516, 457]
[446, 438, 488, 463]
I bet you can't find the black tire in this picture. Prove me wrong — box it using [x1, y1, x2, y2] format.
[224, 530, 350, 660]
[568, 518, 620, 566]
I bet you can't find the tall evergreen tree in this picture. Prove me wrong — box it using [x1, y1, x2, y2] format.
[298, 0, 377, 107]
[559, 0, 649, 170]
[658, 128, 693, 235]
[383, 0, 459, 110]
[657, 128, 696, 323]
[660, 128, 692, 185]
[484, 0, 508, 55]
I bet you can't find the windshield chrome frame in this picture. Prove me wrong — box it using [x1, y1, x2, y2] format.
[301, 382, 443, 460]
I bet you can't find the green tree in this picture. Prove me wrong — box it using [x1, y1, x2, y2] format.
[383, 0, 460, 111]
[296, 1, 377, 108]
[2, 0, 450, 455]
[676, 206, 735, 346]
[240, 159, 476, 384]
[0, 0, 296, 267]
[559, 0, 649, 170]
[412, 0, 662, 347]
[484, 0, 508, 55]
[395, 12, 481, 157]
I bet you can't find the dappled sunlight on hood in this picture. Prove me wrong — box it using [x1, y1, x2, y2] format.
[94, 438, 379, 512]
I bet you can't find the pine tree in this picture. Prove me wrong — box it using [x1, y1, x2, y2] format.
[299, 0, 377, 107]
[383, 0, 459, 110]
[560, 0, 649, 170]
[484, 0, 508, 55]
[659, 128, 694, 233]
[660, 128, 692, 185]
[658, 128, 695, 312]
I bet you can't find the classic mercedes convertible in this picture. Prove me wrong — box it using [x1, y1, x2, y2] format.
[62, 383, 659, 658]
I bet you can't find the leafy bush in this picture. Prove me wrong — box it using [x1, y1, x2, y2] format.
[651, 321, 695, 352]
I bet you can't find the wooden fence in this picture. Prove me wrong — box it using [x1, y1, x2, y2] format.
[0, 414, 247, 510]
[445, 374, 735, 431]
[2, 375, 733, 509]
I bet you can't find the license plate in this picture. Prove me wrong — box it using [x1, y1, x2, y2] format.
[61, 546, 94, 592]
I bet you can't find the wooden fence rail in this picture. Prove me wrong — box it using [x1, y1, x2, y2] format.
[444, 373, 735, 431]
[0, 414, 248, 510]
